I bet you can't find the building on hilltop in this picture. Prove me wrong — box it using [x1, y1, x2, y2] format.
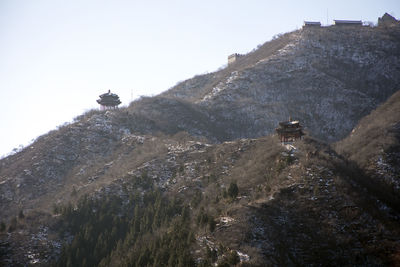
[228, 53, 242, 65]
[334, 20, 362, 26]
[97, 90, 121, 110]
[276, 117, 304, 143]
[303, 21, 321, 28]
[378, 13, 400, 27]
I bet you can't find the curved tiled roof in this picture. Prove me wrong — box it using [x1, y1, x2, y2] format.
[97, 90, 121, 106]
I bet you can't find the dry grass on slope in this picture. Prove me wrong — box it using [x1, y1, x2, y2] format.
[181, 134, 400, 266]
[161, 30, 299, 103]
[334, 90, 400, 213]
[335, 90, 400, 167]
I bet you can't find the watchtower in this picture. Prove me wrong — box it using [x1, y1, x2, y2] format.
[228, 53, 242, 65]
[276, 117, 304, 143]
[97, 90, 121, 110]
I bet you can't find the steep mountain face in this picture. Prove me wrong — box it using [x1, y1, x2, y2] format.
[1, 17, 400, 266]
[0, 111, 131, 220]
[2, 134, 399, 265]
[335, 90, 400, 210]
[163, 25, 400, 141]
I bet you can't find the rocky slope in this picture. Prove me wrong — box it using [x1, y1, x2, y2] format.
[2, 133, 399, 265]
[1, 93, 400, 265]
[162, 23, 400, 142]
[335, 90, 400, 211]
[1, 15, 400, 266]
[0, 111, 132, 220]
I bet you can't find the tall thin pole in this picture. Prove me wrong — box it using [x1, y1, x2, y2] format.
[327, 9, 329, 25]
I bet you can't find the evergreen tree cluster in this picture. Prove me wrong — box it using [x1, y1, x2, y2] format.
[55, 184, 195, 267]
[196, 207, 216, 232]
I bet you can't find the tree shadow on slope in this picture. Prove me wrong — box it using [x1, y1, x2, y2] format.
[126, 96, 229, 141]
[250, 182, 400, 266]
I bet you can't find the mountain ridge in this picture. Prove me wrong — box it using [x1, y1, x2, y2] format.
[161, 25, 400, 142]
[1, 17, 400, 266]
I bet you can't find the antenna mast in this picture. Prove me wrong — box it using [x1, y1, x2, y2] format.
[326, 9, 329, 25]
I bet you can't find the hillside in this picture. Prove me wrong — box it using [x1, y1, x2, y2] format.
[161, 24, 400, 142]
[335, 90, 400, 211]
[1, 15, 400, 266]
[2, 133, 399, 265]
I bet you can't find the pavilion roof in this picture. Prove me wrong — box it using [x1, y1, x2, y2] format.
[97, 90, 121, 106]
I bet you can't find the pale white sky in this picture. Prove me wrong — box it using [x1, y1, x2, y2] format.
[0, 0, 399, 157]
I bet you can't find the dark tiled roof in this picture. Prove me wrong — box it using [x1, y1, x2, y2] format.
[97, 91, 121, 106]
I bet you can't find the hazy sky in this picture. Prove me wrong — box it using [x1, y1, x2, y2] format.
[0, 0, 399, 157]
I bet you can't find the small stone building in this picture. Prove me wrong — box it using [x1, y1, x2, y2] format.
[228, 53, 242, 65]
[97, 90, 121, 110]
[334, 20, 362, 26]
[276, 118, 304, 143]
[303, 21, 321, 28]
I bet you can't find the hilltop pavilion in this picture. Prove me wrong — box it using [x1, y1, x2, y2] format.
[276, 117, 304, 143]
[97, 90, 121, 110]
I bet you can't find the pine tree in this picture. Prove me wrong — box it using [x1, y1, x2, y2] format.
[0, 221, 6, 232]
[228, 181, 239, 199]
[18, 209, 24, 219]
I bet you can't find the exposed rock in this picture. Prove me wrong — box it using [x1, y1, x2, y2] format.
[1, 14, 400, 266]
